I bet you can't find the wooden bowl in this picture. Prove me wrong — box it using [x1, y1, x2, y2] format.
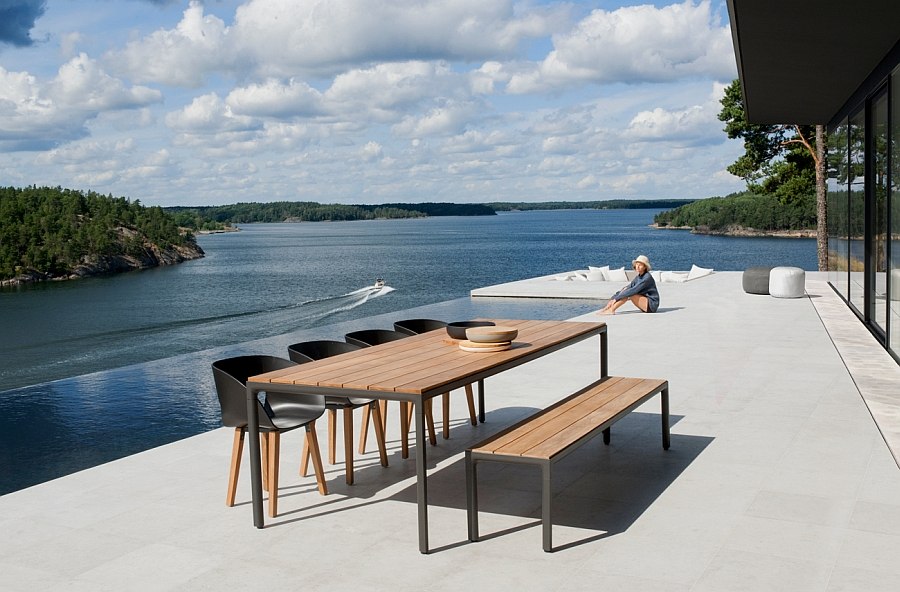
[465, 325, 518, 343]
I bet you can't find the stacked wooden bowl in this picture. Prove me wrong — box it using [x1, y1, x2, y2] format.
[457, 325, 518, 352]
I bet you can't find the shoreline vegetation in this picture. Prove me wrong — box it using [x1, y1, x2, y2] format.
[3, 184, 817, 287]
[1, 186, 204, 287]
[652, 190, 815, 238]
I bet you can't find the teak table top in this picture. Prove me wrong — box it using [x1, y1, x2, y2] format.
[248, 319, 606, 398]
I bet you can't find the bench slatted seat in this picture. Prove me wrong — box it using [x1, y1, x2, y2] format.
[466, 375, 669, 552]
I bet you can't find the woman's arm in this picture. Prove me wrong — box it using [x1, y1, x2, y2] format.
[613, 274, 651, 300]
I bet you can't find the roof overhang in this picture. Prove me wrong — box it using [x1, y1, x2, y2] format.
[726, 0, 900, 125]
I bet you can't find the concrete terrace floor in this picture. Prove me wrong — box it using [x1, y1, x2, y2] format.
[2, 272, 900, 591]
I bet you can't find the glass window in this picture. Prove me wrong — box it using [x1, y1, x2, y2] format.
[827, 119, 849, 298]
[849, 108, 866, 316]
[890, 69, 900, 358]
[872, 90, 888, 334]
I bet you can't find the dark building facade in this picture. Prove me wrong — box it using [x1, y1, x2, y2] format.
[727, 0, 900, 362]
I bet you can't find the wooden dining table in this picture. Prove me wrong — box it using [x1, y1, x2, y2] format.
[245, 318, 607, 553]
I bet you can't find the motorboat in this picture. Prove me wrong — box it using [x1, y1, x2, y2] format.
[374, 278, 385, 289]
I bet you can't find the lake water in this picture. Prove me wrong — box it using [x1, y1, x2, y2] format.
[0, 209, 815, 495]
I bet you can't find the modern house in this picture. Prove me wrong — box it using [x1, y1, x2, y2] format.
[726, 0, 900, 363]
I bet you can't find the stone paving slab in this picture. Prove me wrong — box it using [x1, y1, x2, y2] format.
[1, 272, 899, 591]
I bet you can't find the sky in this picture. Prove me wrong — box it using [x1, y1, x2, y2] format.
[0, 0, 745, 207]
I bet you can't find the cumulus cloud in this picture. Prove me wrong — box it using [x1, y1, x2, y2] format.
[624, 82, 728, 145]
[226, 79, 325, 118]
[392, 100, 480, 137]
[359, 141, 382, 162]
[166, 93, 258, 133]
[0, 0, 46, 47]
[0, 55, 161, 150]
[105, 0, 565, 84]
[507, 0, 735, 93]
[106, 2, 231, 87]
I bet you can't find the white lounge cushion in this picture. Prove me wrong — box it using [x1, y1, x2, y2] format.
[586, 270, 606, 281]
[661, 271, 688, 283]
[607, 267, 628, 282]
[687, 264, 714, 281]
[588, 265, 610, 280]
[552, 274, 572, 281]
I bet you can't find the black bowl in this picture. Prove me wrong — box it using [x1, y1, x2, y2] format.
[446, 320, 495, 340]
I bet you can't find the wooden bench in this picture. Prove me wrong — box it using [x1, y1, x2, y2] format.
[465, 375, 670, 552]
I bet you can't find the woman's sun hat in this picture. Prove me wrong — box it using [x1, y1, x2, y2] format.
[632, 255, 652, 270]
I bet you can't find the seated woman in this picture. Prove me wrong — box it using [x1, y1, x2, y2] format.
[598, 255, 659, 315]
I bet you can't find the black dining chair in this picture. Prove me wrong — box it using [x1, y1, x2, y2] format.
[344, 328, 438, 452]
[394, 318, 478, 438]
[287, 340, 388, 485]
[212, 355, 328, 518]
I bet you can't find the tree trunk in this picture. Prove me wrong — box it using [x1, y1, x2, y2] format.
[815, 124, 827, 271]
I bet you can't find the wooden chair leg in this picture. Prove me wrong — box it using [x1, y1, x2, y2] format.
[267, 432, 281, 518]
[370, 402, 389, 467]
[465, 383, 477, 425]
[305, 423, 328, 496]
[226, 428, 244, 507]
[442, 393, 450, 439]
[343, 407, 354, 485]
[360, 401, 391, 455]
[299, 430, 310, 477]
[379, 400, 389, 432]
[358, 403, 371, 454]
[327, 409, 337, 465]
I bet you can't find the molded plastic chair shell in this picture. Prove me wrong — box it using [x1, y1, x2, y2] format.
[212, 355, 324, 431]
[211, 354, 328, 515]
[286, 340, 389, 484]
[393, 318, 448, 336]
[344, 328, 410, 348]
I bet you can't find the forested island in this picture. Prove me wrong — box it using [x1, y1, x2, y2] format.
[652, 190, 816, 237]
[165, 201, 494, 224]
[488, 199, 695, 211]
[1, 186, 204, 286]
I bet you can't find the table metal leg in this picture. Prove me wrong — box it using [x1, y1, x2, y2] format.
[247, 387, 264, 528]
[478, 379, 485, 423]
[600, 331, 608, 378]
[415, 398, 429, 553]
[662, 387, 671, 450]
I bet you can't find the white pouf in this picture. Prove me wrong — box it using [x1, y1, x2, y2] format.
[769, 266, 806, 298]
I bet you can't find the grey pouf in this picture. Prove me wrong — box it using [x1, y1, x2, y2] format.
[742, 266, 772, 295]
[769, 266, 806, 298]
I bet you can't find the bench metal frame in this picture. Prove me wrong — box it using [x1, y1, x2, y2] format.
[466, 378, 669, 552]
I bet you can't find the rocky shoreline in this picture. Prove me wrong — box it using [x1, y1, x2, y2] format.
[1, 241, 205, 287]
[650, 223, 815, 239]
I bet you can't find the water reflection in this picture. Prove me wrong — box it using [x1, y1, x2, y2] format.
[0, 297, 597, 496]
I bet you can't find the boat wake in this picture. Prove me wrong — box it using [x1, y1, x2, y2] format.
[2, 283, 396, 387]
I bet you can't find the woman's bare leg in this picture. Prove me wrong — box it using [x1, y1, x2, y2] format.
[599, 298, 627, 315]
[629, 295, 650, 312]
[600, 295, 648, 314]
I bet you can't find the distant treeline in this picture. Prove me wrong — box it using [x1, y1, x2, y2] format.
[488, 199, 696, 211]
[653, 191, 816, 231]
[165, 201, 495, 225]
[0, 186, 195, 281]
